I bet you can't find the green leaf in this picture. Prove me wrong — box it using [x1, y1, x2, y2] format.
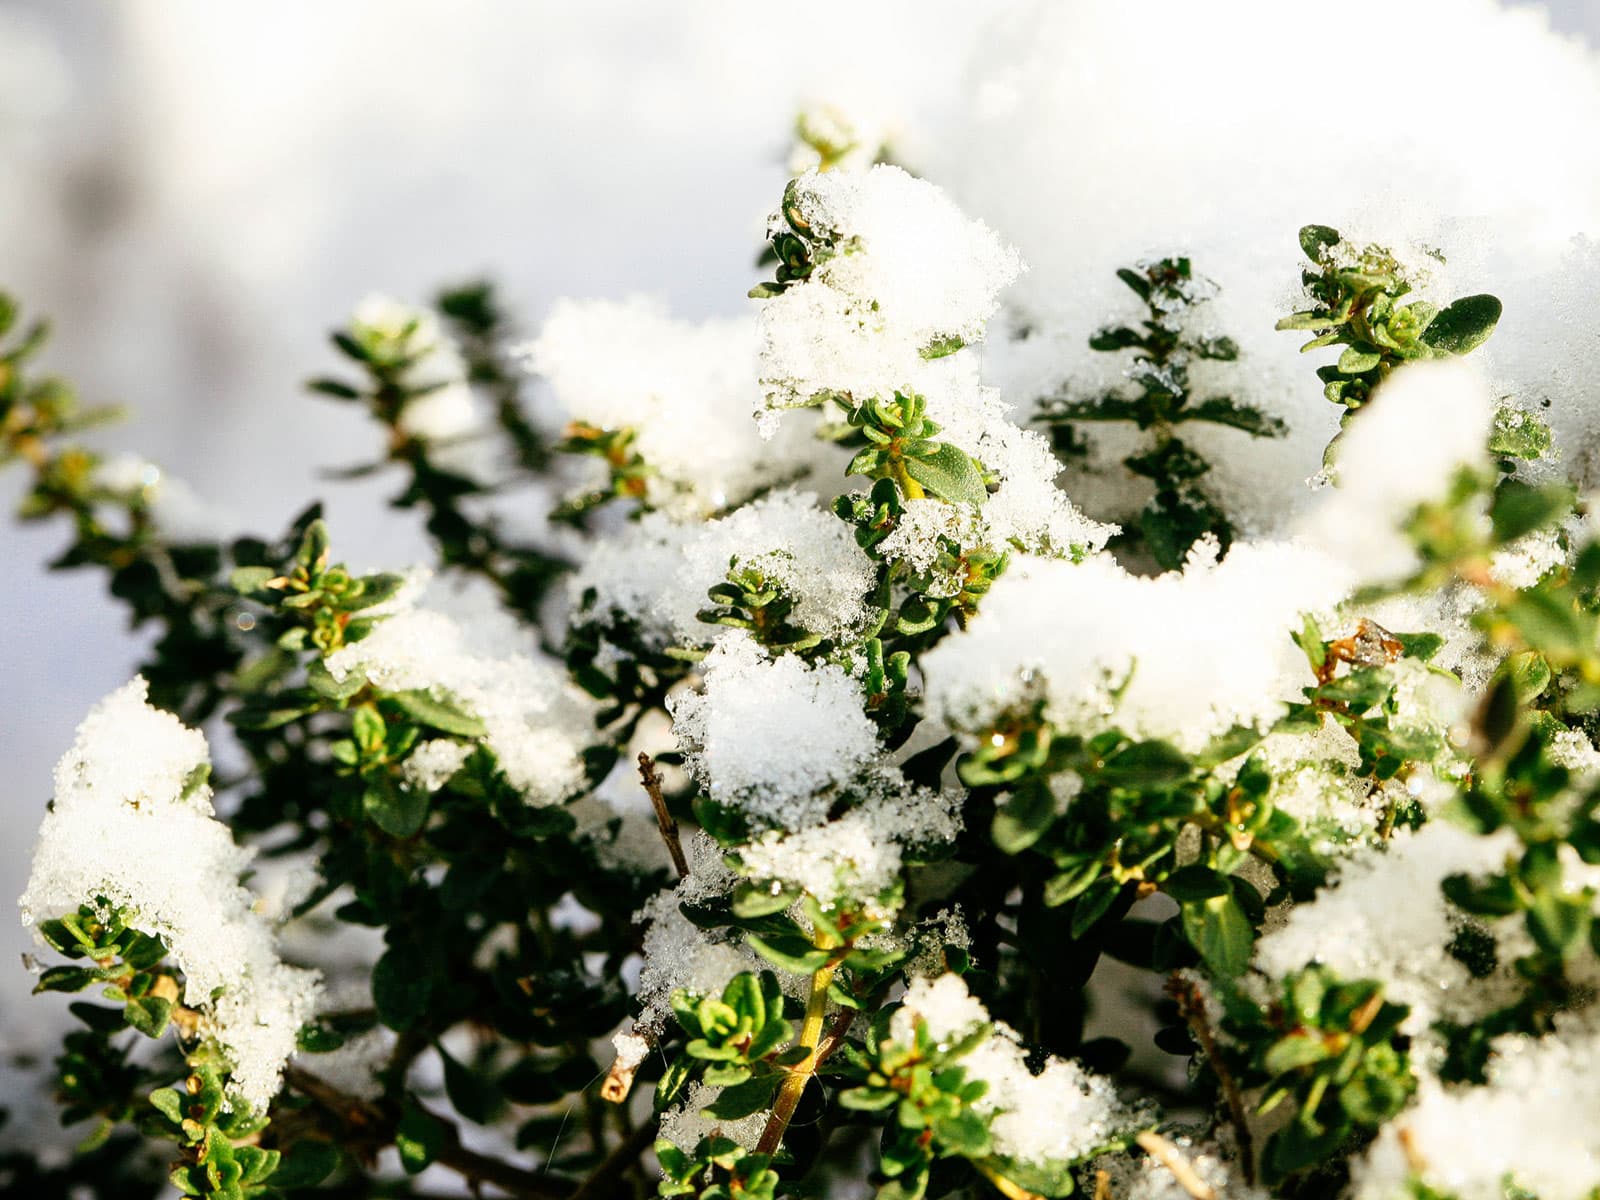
[1043, 861, 1102, 907]
[1336, 347, 1381, 374]
[440, 1043, 501, 1125]
[33, 965, 98, 994]
[1299, 224, 1341, 263]
[1163, 865, 1231, 902]
[1182, 894, 1254, 977]
[839, 1086, 898, 1112]
[1179, 397, 1286, 438]
[1420, 294, 1501, 355]
[307, 377, 361, 400]
[1116, 268, 1152, 300]
[307, 658, 365, 702]
[903, 442, 988, 508]
[124, 995, 173, 1038]
[746, 933, 831, 975]
[1489, 405, 1554, 461]
[1528, 891, 1590, 959]
[919, 334, 966, 360]
[702, 1072, 782, 1120]
[990, 780, 1055, 855]
[1263, 1033, 1332, 1074]
[1490, 480, 1574, 545]
[148, 1087, 185, 1127]
[1070, 877, 1122, 938]
[655, 1055, 694, 1112]
[388, 690, 486, 738]
[1097, 740, 1192, 788]
[270, 1141, 340, 1189]
[1391, 631, 1445, 663]
[731, 880, 800, 920]
[1504, 589, 1591, 661]
[229, 566, 277, 594]
[373, 946, 431, 1031]
[364, 779, 430, 839]
[396, 1100, 447, 1175]
[1498, 650, 1553, 703]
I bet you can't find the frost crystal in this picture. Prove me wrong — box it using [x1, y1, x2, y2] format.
[893, 974, 1144, 1168]
[668, 633, 882, 830]
[632, 833, 764, 1036]
[401, 738, 473, 793]
[19, 679, 320, 1113]
[325, 586, 599, 806]
[922, 542, 1347, 751]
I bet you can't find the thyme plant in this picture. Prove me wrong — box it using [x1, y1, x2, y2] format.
[6, 125, 1600, 1200]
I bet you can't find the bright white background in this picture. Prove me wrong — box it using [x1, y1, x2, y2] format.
[0, 0, 1593, 1076]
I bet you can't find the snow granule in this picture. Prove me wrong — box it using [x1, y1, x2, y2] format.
[525, 295, 838, 516]
[758, 164, 1023, 413]
[921, 541, 1348, 752]
[324, 584, 599, 807]
[893, 973, 1146, 1168]
[668, 633, 882, 830]
[733, 776, 962, 914]
[1354, 1012, 1600, 1200]
[1252, 821, 1522, 1034]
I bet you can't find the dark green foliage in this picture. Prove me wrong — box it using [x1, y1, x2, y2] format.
[1224, 967, 1415, 1183]
[1279, 226, 1482, 408]
[1039, 257, 1282, 569]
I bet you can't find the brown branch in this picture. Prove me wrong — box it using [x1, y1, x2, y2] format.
[284, 1066, 568, 1199]
[568, 1117, 657, 1200]
[638, 751, 689, 879]
[1168, 975, 1255, 1184]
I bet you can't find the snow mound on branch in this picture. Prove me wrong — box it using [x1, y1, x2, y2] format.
[19, 679, 320, 1113]
[921, 540, 1346, 751]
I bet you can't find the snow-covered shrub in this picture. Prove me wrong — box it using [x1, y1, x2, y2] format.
[8, 8, 1600, 1197]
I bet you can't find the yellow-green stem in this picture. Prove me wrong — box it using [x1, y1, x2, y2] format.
[889, 453, 926, 501]
[755, 949, 837, 1154]
[976, 1159, 1046, 1200]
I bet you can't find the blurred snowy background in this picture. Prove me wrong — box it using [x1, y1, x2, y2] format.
[2, 0, 1596, 1083]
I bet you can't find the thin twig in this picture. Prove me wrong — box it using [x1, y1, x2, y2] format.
[1094, 1169, 1113, 1200]
[638, 752, 689, 879]
[284, 1066, 567, 1199]
[568, 1118, 657, 1200]
[1168, 975, 1255, 1184]
[1136, 1132, 1217, 1200]
[756, 937, 843, 1155]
